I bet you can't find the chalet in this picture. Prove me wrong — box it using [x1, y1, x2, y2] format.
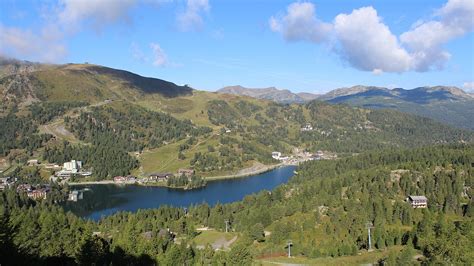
[27, 188, 49, 200]
[177, 169, 194, 178]
[408, 195, 428, 208]
[149, 172, 173, 182]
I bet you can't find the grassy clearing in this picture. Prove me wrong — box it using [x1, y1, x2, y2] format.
[256, 246, 404, 266]
[134, 135, 219, 176]
[192, 230, 237, 247]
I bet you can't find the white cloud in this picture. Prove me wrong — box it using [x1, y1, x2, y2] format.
[400, 0, 474, 71]
[269, 2, 332, 43]
[177, 0, 210, 31]
[372, 69, 383, 75]
[270, 0, 474, 73]
[150, 43, 168, 67]
[463, 82, 474, 92]
[334, 6, 412, 73]
[0, 24, 66, 62]
[58, 0, 137, 31]
[0, 0, 164, 62]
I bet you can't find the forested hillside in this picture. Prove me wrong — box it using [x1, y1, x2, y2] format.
[1, 62, 473, 179]
[1, 144, 472, 264]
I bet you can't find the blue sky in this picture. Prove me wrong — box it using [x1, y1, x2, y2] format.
[1, 0, 473, 93]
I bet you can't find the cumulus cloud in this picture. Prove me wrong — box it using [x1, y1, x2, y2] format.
[334, 7, 412, 72]
[150, 43, 168, 66]
[270, 0, 474, 73]
[58, 0, 136, 31]
[269, 2, 332, 43]
[400, 0, 474, 71]
[177, 0, 210, 31]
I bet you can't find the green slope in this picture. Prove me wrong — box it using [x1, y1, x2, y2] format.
[1, 62, 473, 180]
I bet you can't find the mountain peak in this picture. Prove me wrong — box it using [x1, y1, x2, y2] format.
[217, 85, 319, 104]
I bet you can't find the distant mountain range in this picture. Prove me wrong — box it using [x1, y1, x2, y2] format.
[217, 85, 474, 130]
[218, 85, 319, 104]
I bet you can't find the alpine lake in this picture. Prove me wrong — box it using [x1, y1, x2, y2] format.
[64, 165, 296, 221]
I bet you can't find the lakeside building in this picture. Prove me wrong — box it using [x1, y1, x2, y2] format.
[149, 173, 174, 182]
[408, 195, 428, 208]
[64, 160, 82, 173]
[272, 152, 282, 160]
[272, 152, 289, 161]
[178, 169, 195, 178]
[68, 190, 83, 202]
[114, 175, 136, 183]
[56, 160, 91, 178]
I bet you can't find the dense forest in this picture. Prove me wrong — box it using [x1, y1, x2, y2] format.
[1, 144, 472, 264]
[43, 141, 138, 180]
[66, 103, 212, 152]
[0, 101, 87, 156]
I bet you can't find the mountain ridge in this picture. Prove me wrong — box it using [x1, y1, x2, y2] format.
[218, 85, 319, 104]
[217, 84, 474, 129]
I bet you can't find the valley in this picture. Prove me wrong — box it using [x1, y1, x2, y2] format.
[1, 59, 473, 265]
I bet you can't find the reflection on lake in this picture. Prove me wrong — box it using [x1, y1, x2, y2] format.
[64, 166, 296, 221]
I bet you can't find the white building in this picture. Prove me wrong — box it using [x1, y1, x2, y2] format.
[300, 123, 313, 132]
[63, 160, 82, 173]
[57, 160, 83, 177]
[272, 152, 282, 160]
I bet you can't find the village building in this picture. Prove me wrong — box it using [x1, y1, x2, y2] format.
[27, 188, 49, 200]
[16, 184, 32, 192]
[300, 123, 313, 132]
[149, 172, 174, 182]
[408, 195, 428, 208]
[177, 169, 194, 178]
[45, 164, 61, 169]
[272, 152, 282, 160]
[63, 160, 82, 173]
[114, 175, 136, 183]
[27, 159, 39, 166]
[56, 160, 91, 177]
[0, 176, 14, 190]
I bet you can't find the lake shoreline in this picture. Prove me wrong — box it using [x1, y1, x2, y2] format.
[69, 162, 297, 187]
[67, 165, 297, 221]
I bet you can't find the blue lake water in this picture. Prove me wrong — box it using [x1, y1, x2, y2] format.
[66, 165, 296, 221]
